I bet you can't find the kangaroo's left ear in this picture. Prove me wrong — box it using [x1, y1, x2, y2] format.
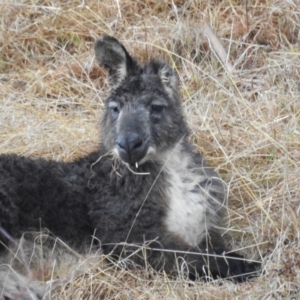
[94, 35, 138, 87]
[144, 60, 179, 98]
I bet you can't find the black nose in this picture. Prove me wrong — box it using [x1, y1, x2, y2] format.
[116, 134, 146, 164]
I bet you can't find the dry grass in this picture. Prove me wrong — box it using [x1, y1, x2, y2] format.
[0, 0, 300, 299]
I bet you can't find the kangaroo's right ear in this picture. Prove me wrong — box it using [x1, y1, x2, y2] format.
[94, 35, 138, 87]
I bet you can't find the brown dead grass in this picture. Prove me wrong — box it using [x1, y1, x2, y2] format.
[1, 0, 300, 299]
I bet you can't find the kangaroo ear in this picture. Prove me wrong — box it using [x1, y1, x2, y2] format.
[94, 35, 137, 87]
[144, 61, 179, 98]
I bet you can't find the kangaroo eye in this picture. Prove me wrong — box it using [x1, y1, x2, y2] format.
[112, 106, 119, 113]
[151, 105, 164, 114]
[108, 102, 120, 116]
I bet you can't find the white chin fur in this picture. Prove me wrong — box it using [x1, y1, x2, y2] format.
[138, 146, 156, 164]
[112, 147, 119, 158]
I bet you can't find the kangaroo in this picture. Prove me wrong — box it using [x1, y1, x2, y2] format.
[0, 36, 259, 299]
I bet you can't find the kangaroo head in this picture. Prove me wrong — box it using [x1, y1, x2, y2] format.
[94, 35, 189, 166]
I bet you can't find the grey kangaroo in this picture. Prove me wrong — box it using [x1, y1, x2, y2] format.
[0, 36, 259, 299]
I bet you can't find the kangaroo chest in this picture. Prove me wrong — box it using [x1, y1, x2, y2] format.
[163, 153, 210, 247]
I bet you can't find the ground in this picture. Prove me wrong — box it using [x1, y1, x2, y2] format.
[0, 0, 300, 299]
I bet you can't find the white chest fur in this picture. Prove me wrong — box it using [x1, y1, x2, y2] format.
[162, 146, 216, 247]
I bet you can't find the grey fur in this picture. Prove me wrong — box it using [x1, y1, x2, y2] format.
[0, 35, 259, 298]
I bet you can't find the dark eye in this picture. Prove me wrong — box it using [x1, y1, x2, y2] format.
[108, 103, 120, 116]
[151, 105, 164, 114]
[112, 106, 119, 114]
